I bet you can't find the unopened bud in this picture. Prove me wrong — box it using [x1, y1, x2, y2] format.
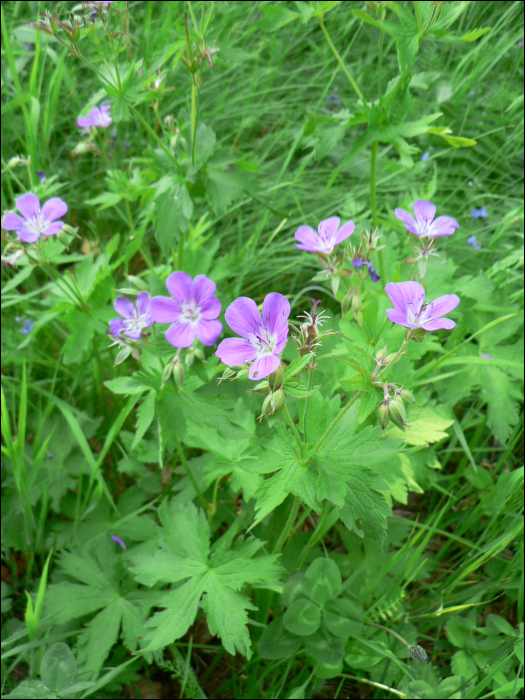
[60, 223, 80, 238]
[342, 292, 353, 314]
[378, 401, 390, 430]
[115, 345, 132, 365]
[162, 362, 174, 387]
[409, 645, 428, 663]
[236, 368, 249, 380]
[384, 353, 397, 365]
[388, 398, 407, 426]
[261, 393, 273, 416]
[7, 156, 21, 168]
[217, 367, 236, 384]
[351, 293, 361, 314]
[172, 361, 185, 388]
[185, 348, 196, 367]
[375, 347, 388, 363]
[57, 229, 70, 246]
[268, 366, 284, 391]
[400, 389, 416, 404]
[271, 389, 285, 412]
[249, 380, 269, 394]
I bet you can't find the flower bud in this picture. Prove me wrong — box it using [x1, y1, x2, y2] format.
[60, 223, 80, 238]
[261, 393, 273, 417]
[378, 401, 390, 430]
[268, 366, 284, 391]
[185, 348, 196, 367]
[389, 398, 407, 427]
[251, 380, 270, 394]
[400, 389, 416, 404]
[342, 292, 353, 314]
[351, 293, 361, 314]
[172, 361, 185, 389]
[271, 389, 285, 412]
[217, 367, 236, 384]
[236, 368, 249, 380]
[7, 156, 21, 168]
[161, 362, 173, 387]
[384, 353, 397, 365]
[375, 347, 388, 363]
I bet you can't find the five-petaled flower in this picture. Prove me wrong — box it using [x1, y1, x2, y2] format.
[385, 281, 460, 331]
[2, 193, 68, 243]
[295, 216, 355, 254]
[109, 292, 154, 340]
[395, 200, 459, 238]
[77, 101, 112, 129]
[150, 272, 222, 348]
[216, 293, 290, 380]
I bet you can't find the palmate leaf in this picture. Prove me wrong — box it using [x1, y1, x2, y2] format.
[250, 423, 322, 527]
[43, 543, 156, 674]
[315, 403, 403, 543]
[129, 501, 283, 658]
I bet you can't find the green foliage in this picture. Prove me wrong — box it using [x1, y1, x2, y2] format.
[129, 501, 282, 658]
[1, 0, 522, 697]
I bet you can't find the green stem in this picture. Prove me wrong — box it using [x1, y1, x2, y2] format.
[313, 390, 363, 453]
[175, 438, 212, 514]
[272, 495, 301, 554]
[283, 402, 302, 449]
[302, 367, 314, 445]
[365, 621, 411, 649]
[413, 1, 423, 32]
[178, 229, 185, 270]
[130, 105, 183, 173]
[191, 83, 198, 166]
[318, 16, 364, 102]
[370, 141, 386, 283]
[296, 501, 332, 569]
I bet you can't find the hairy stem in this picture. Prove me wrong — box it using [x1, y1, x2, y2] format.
[370, 141, 386, 283]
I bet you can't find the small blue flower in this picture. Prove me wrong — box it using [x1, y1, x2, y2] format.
[326, 95, 340, 102]
[468, 181, 473, 186]
[472, 207, 488, 219]
[35, 170, 46, 183]
[467, 235, 482, 249]
[352, 258, 365, 269]
[421, 151, 430, 161]
[19, 319, 34, 335]
[468, 90, 476, 98]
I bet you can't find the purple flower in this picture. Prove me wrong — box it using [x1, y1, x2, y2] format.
[481, 354, 493, 360]
[368, 264, 381, 283]
[421, 151, 430, 161]
[150, 272, 222, 348]
[395, 200, 459, 238]
[295, 217, 355, 254]
[385, 281, 460, 331]
[467, 235, 482, 249]
[216, 293, 290, 380]
[352, 257, 365, 269]
[35, 170, 46, 183]
[109, 292, 154, 340]
[111, 535, 126, 550]
[77, 101, 112, 129]
[2, 193, 68, 243]
[472, 207, 488, 219]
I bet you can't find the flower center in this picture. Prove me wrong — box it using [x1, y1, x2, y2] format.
[251, 326, 276, 356]
[27, 214, 45, 235]
[180, 300, 201, 325]
[124, 310, 150, 333]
